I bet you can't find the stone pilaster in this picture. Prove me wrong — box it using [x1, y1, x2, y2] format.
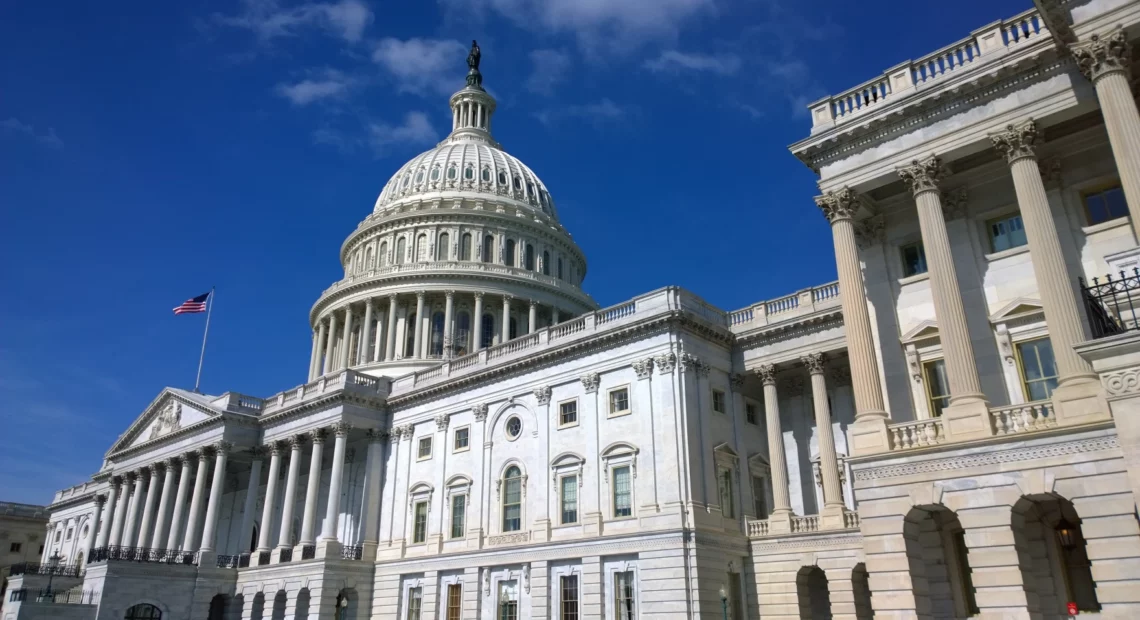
[198, 441, 231, 555]
[257, 442, 283, 559]
[755, 364, 793, 532]
[275, 435, 304, 555]
[803, 353, 845, 528]
[299, 429, 326, 546]
[319, 422, 351, 556]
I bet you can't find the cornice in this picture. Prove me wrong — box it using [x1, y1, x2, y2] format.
[108, 391, 234, 459]
[259, 389, 387, 430]
[734, 309, 845, 349]
[48, 490, 101, 512]
[750, 531, 863, 554]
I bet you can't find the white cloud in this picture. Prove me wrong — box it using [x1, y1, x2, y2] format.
[534, 99, 631, 127]
[275, 70, 353, 105]
[372, 37, 468, 96]
[368, 112, 439, 153]
[1, 117, 63, 149]
[645, 50, 740, 75]
[525, 49, 571, 96]
[215, 0, 373, 43]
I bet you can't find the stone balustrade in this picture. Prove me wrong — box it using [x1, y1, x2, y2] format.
[727, 281, 840, 330]
[321, 260, 580, 298]
[877, 399, 1078, 455]
[259, 369, 387, 417]
[745, 509, 861, 540]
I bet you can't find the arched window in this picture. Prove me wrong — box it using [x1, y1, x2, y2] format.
[354, 251, 362, 274]
[430, 166, 440, 181]
[460, 234, 472, 261]
[542, 251, 550, 275]
[395, 238, 406, 265]
[414, 170, 424, 184]
[482, 235, 494, 263]
[456, 312, 471, 356]
[513, 175, 522, 190]
[498, 171, 508, 186]
[437, 233, 450, 261]
[557, 257, 563, 280]
[502, 466, 522, 532]
[524, 244, 535, 271]
[509, 317, 518, 340]
[430, 311, 445, 357]
[481, 167, 491, 182]
[505, 239, 516, 267]
[404, 312, 417, 357]
[447, 165, 457, 180]
[365, 247, 373, 269]
[125, 603, 163, 620]
[415, 234, 428, 262]
[464, 165, 474, 180]
[379, 241, 389, 266]
[481, 314, 495, 348]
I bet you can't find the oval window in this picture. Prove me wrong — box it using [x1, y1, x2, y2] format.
[415, 170, 424, 183]
[447, 166, 457, 180]
[402, 175, 410, 188]
[498, 171, 508, 185]
[513, 176, 522, 190]
[465, 166, 474, 180]
[506, 416, 522, 439]
[430, 167, 440, 181]
[481, 167, 491, 182]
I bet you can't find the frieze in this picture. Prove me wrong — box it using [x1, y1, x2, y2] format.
[750, 533, 864, 554]
[1103, 368, 1140, 397]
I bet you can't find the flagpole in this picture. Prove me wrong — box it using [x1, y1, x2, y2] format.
[194, 287, 215, 393]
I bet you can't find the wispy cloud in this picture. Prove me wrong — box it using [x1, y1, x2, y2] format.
[534, 99, 632, 127]
[275, 69, 354, 105]
[371, 37, 467, 96]
[1, 117, 63, 149]
[525, 49, 571, 96]
[314, 111, 440, 155]
[214, 0, 374, 44]
[645, 50, 740, 75]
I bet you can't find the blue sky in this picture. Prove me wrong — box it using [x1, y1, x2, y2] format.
[0, 0, 1028, 503]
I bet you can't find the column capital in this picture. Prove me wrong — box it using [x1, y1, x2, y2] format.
[268, 440, 286, 456]
[503, 294, 513, 302]
[729, 372, 745, 389]
[528, 299, 538, 308]
[632, 358, 654, 380]
[990, 119, 1039, 164]
[473, 403, 489, 421]
[897, 155, 945, 196]
[288, 434, 306, 449]
[533, 385, 552, 405]
[94, 494, 108, 507]
[415, 291, 426, 301]
[815, 186, 865, 223]
[388, 293, 399, 303]
[400, 425, 415, 441]
[473, 291, 484, 300]
[445, 290, 455, 300]
[654, 352, 677, 374]
[435, 413, 451, 431]
[248, 445, 268, 460]
[801, 352, 828, 375]
[164, 456, 180, 470]
[1073, 26, 1131, 82]
[331, 421, 352, 437]
[111, 474, 124, 485]
[214, 441, 233, 457]
[309, 428, 328, 444]
[366, 427, 388, 443]
[754, 364, 778, 386]
[580, 372, 600, 393]
[199, 446, 217, 460]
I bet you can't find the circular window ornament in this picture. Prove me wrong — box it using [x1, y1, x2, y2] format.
[505, 416, 522, 440]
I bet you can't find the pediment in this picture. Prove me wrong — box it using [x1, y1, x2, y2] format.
[900, 320, 939, 344]
[108, 388, 222, 456]
[990, 298, 1044, 323]
[712, 442, 739, 458]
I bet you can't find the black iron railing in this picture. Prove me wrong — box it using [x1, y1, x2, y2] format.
[279, 548, 293, 563]
[301, 545, 316, 560]
[238, 553, 251, 568]
[1081, 270, 1140, 338]
[341, 545, 363, 560]
[87, 546, 195, 565]
[7, 589, 98, 604]
[8, 562, 82, 578]
[9, 589, 26, 602]
[257, 551, 271, 566]
[216, 555, 240, 569]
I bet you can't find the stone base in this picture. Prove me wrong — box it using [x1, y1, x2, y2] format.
[360, 541, 378, 562]
[583, 512, 602, 537]
[195, 550, 216, 568]
[848, 417, 890, 456]
[1052, 376, 1111, 427]
[766, 511, 793, 534]
[316, 538, 341, 560]
[819, 505, 848, 530]
[942, 397, 993, 441]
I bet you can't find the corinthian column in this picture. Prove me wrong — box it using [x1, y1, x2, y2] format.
[320, 423, 351, 544]
[360, 298, 374, 365]
[120, 472, 144, 546]
[299, 429, 326, 545]
[339, 305, 354, 369]
[95, 479, 121, 548]
[314, 320, 328, 378]
[385, 295, 398, 361]
[135, 466, 162, 547]
[238, 447, 265, 556]
[816, 188, 888, 421]
[991, 120, 1097, 389]
[198, 442, 231, 553]
[502, 295, 512, 342]
[166, 455, 194, 549]
[181, 450, 211, 551]
[308, 327, 320, 381]
[413, 292, 426, 359]
[443, 291, 455, 356]
[150, 458, 177, 548]
[755, 365, 793, 528]
[898, 156, 985, 406]
[1073, 27, 1140, 240]
[277, 436, 304, 550]
[803, 354, 844, 517]
[257, 442, 283, 556]
[83, 495, 106, 562]
[473, 292, 485, 351]
[324, 311, 338, 373]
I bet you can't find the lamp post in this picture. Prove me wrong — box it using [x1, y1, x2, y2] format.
[719, 585, 728, 620]
[44, 551, 62, 601]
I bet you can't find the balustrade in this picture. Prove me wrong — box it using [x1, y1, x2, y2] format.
[791, 515, 820, 533]
[888, 418, 946, 451]
[87, 546, 195, 565]
[990, 401, 1056, 435]
[342, 544, 363, 560]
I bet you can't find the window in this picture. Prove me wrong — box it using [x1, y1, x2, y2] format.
[608, 387, 630, 417]
[560, 575, 579, 620]
[712, 390, 726, 414]
[481, 314, 496, 348]
[404, 311, 417, 357]
[481, 167, 491, 182]
[460, 233, 472, 261]
[454, 427, 470, 452]
[447, 165, 457, 180]
[718, 468, 735, 518]
[437, 232, 450, 261]
[505, 239, 516, 266]
[447, 584, 462, 620]
[482, 235, 495, 263]
[612, 466, 632, 518]
[505, 416, 522, 439]
[557, 258, 563, 280]
[498, 581, 519, 620]
[513, 175, 522, 190]
[900, 241, 928, 277]
[456, 312, 471, 355]
[561, 475, 578, 524]
[9, 542, 21, 553]
[987, 213, 1027, 252]
[1084, 184, 1127, 225]
[614, 571, 636, 620]
[415, 170, 424, 184]
[38, 545, 43, 555]
[451, 494, 466, 539]
[407, 586, 423, 620]
[418, 437, 433, 460]
[559, 400, 578, 427]
[498, 171, 508, 185]
[745, 402, 758, 425]
[525, 244, 535, 271]
[430, 311, 445, 357]
[54, 531, 61, 543]
[379, 241, 389, 266]
[396, 237, 407, 265]
[924, 359, 950, 417]
[464, 165, 474, 180]
[412, 501, 428, 543]
[509, 317, 518, 340]
[502, 466, 522, 532]
[431, 167, 440, 181]
[542, 251, 551, 275]
[416, 234, 428, 262]
[751, 476, 768, 518]
[66, 528, 73, 541]
[1017, 338, 1059, 401]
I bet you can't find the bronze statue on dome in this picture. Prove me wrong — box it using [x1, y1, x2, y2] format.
[466, 39, 483, 89]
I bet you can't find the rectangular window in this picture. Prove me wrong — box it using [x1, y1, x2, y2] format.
[751, 476, 768, 519]
[413, 501, 428, 543]
[451, 494, 467, 539]
[407, 586, 423, 620]
[9, 542, 20, 553]
[447, 584, 462, 620]
[727, 573, 742, 620]
[561, 475, 579, 524]
[503, 475, 522, 532]
[900, 241, 928, 277]
[498, 581, 519, 620]
[613, 466, 632, 518]
[454, 427, 470, 452]
[718, 468, 735, 518]
[418, 437, 432, 460]
[987, 213, 1027, 253]
[66, 529, 73, 541]
[712, 390, 726, 413]
[608, 387, 630, 416]
[614, 571, 636, 620]
[1084, 184, 1128, 225]
[559, 400, 578, 427]
[1017, 338, 1059, 401]
[745, 402, 758, 425]
[924, 359, 950, 417]
[560, 575, 579, 620]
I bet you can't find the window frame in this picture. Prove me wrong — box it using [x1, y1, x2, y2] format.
[559, 573, 580, 620]
[608, 566, 638, 620]
[745, 400, 759, 425]
[558, 398, 579, 428]
[712, 389, 727, 414]
[501, 465, 525, 533]
[1081, 181, 1127, 226]
[412, 500, 429, 544]
[607, 385, 631, 418]
[1015, 337, 1059, 401]
[405, 585, 423, 620]
[751, 475, 769, 519]
[923, 358, 950, 418]
[446, 583, 463, 620]
[985, 212, 1028, 253]
[450, 493, 467, 540]
[717, 466, 735, 519]
[611, 465, 634, 519]
[899, 240, 928, 278]
[453, 426, 470, 453]
[417, 436, 433, 461]
[560, 474, 579, 525]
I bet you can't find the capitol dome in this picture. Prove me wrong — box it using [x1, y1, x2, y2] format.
[306, 43, 597, 380]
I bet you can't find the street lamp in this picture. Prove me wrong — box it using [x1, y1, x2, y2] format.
[719, 585, 728, 620]
[44, 552, 62, 601]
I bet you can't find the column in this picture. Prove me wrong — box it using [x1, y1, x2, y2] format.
[473, 292, 485, 351]
[257, 442, 283, 554]
[339, 305, 354, 369]
[238, 447, 265, 556]
[166, 455, 194, 549]
[360, 298, 374, 365]
[803, 354, 844, 516]
[182, 450, 211, 551]
[150, 458, 177, 548]
[83, 494, 106, 562]
[199, 442, 231, 553]
[756, 365, 792, 520]
[320, 423, 351, 543]
[120, 472, 144, 546]
[308, 329, 318, 380]
[324, 312, 338, 374]
[528, 300, 537, 333]
[95, 479, 121, 548]
[816, 189, 888, 420]
[299, 429, 326, 545]
[898, 156, 985, 405]
[135, 466, 162, 547]
[359, 429, 385, 557]
[385, 294, 399, 361]
[412, 292, 426, 359]
[443, 291, 454, 355]
[552, 307, 560, 325]
[1073, 27, 1140, 240]
[502, 295, 512, 342]
[277, 435, 304, 550]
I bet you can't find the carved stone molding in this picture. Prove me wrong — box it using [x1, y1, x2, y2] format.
[754, 364, 777, 386]
[990, 119, 1038, 164]
[534, 386, 552, 405]
[434, 414, 450, 432]
[309, 428, 328, 444]
[729, 373, 745, 389]
[854, 436, 1119, 481]
[782, 376, 805, 397]
[487, 532, 531, 546]
[1072, 26, 1131, 82]
[366, 428, 388, 443]
[400, 425, 415, 441]
[331, 421, 352, 437]
[1039, 157, 1062, 190]
[1103, 367, 1140, 396]
[940, 187, 969, 221]
[581, 373, 600, 393]
[388, 427, 403, 444]
[897, 156, 944, 196]
[854, 216, 886, 249]
[680, 354, 709, 377]
[801, 352, 827, 375]
[632, 358, 654, 380]
[473, 403, 489, 421]
[214, 441, 233, 457]
[816, 186, 866, 223]
[654, 352, 677, 374]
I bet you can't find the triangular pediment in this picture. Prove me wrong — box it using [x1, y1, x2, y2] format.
[900, 320, 940, 344]
[108, 388, 222, 456]
[990, 298, 1045, 323]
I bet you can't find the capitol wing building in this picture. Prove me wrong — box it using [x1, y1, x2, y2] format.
[11, 1, 1140, 619]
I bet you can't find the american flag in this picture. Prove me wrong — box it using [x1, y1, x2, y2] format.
[173, 292, 210, 315]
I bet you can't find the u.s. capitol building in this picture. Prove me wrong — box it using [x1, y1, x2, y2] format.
[9, 1, 1140, 619]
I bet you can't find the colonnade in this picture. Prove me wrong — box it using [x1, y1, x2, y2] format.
[308, 291, 568, 380]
